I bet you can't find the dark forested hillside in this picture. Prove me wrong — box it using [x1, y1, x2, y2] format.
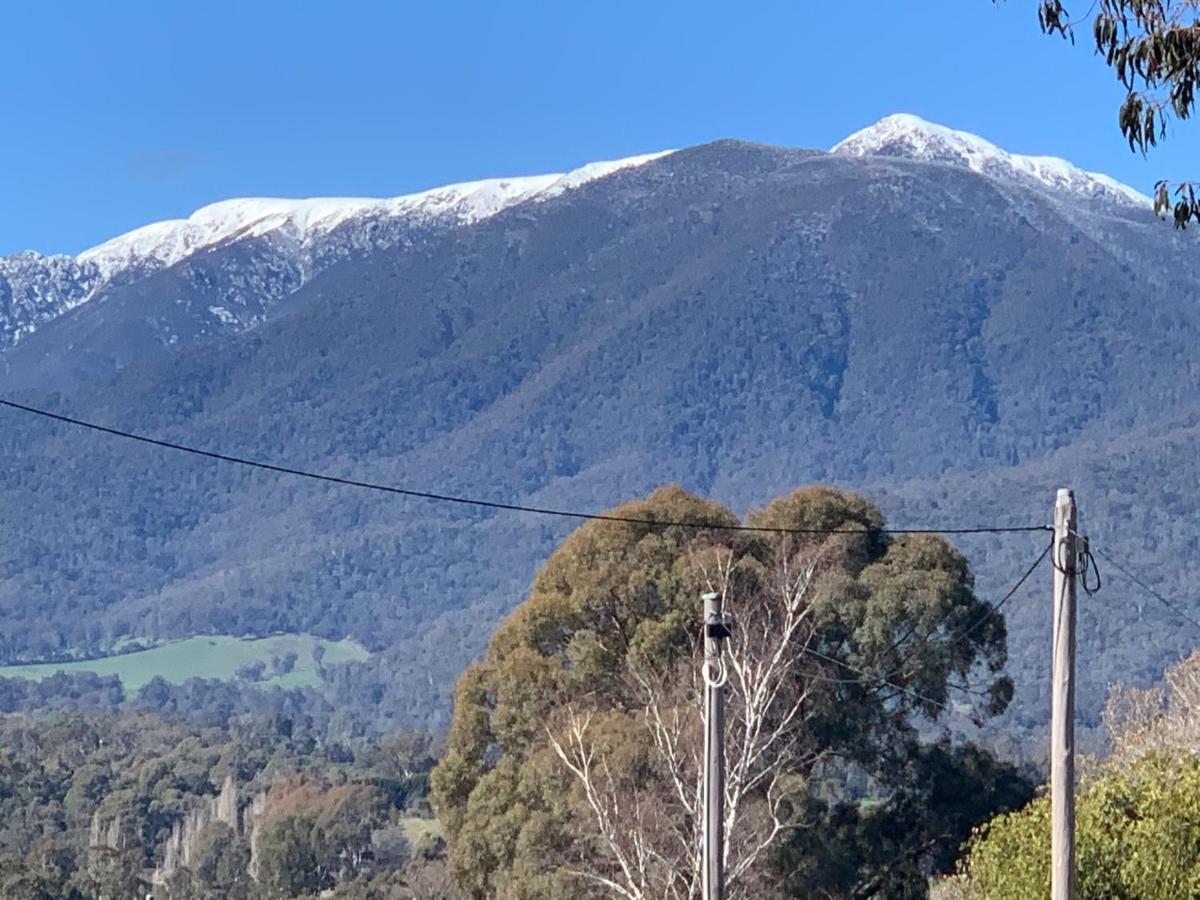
[2, 134, 1199, 745]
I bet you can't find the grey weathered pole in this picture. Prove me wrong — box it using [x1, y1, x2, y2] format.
[702, 591, 728, 900]
[1051, 489, 1077, 900]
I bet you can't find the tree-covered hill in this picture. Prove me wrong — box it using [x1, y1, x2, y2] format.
[2, 131, 1198, 740]
[0, 710, 451, 898]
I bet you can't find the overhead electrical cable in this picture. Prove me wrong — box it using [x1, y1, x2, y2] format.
[873, 535, 1055, 683]
[0, 398, 1051, 537]
[800, 645, 959, 710]
[1, 395, 1058, 717]
[942, 536, 1054, 644]
[796, 539, 1051, 706]
[1084, 540, 1200, 634]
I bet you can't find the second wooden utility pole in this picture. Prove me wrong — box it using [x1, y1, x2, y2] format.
[701, 591, 729, 900]
[1052, 489, 1078, 900]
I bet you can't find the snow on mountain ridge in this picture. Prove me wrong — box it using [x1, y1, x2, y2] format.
[832, 113, 1149, 207]
[0, 252, 102, 348]
[78, 152, 671, 279]
[0, 150, 671, 353]
[0, 124, 1157, 356]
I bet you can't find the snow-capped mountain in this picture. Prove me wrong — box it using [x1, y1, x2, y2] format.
[0, 252, 103, 348]
[77, 152, 669, 280]
[0, 115, 1154, 356]
[3, 119, 1198, 740]
[0, 151, 669, 352]
[832, 113, 1149, 208]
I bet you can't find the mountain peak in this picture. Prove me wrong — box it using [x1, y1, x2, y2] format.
[832, 113, 1148, 208]
[76, 151, 673, 280]
[0, 151, 671, 352]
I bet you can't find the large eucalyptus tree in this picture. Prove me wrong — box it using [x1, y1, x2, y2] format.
[432, 486, 1017, 899]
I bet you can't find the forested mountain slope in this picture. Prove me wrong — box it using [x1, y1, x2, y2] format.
[2, 118, 1197, 741]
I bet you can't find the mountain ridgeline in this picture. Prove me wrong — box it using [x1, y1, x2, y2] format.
[1, 116, 1197, 748]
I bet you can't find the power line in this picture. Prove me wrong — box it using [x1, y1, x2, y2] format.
[874, 535, 1054, 686]
[1086, 541, 1200, 634]
[949, 536, 1055, 643]
[0, 395, 1052, 723]
[798, 663, 991, 705]
[796, 539, 1053, 705]
[801, 645, 959, 710]
[0, 397, 1052, 537]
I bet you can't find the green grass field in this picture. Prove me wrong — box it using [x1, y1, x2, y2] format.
[0, 634, 369, 692]
[401, 816, 445, 849]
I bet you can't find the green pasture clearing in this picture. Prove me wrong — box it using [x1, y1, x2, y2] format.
[0, 634, 368, 692]
[401, 816, 445, 849]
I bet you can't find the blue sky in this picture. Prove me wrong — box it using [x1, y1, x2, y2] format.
[4, 0, 1197, 257]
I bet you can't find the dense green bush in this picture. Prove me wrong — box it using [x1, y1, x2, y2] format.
[961, 651, 1200, 899]
[964, 753, 1200, 898]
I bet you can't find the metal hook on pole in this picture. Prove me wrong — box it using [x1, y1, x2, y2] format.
[703, 657, 729, 689]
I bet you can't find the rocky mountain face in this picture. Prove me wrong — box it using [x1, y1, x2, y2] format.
[0, 252, 103, 349]
[1, 116, 1196, 749]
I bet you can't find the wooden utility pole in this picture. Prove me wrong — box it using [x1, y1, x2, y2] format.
[1051, 488, 1078, 900]
[701, 591, 729, 900]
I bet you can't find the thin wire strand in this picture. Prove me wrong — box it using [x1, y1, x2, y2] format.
[0, 399, 1050, 714]
[947, 536, 1055, 644]
[877, 536, 1053, 679]
[0, 398, 1052, 537]
[1087, 541, 1200, 633]
[795, 540, 1052, 703]
[800, 645, 955, 710]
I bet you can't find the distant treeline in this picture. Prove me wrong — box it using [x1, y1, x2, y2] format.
[0, 709, 458, 899]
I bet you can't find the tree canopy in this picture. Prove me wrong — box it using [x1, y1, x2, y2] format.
[0, 711, 453, 899]
[432, 485, 1024, 899]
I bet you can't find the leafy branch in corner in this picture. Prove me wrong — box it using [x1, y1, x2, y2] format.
[1033, 0, 1200, 226]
